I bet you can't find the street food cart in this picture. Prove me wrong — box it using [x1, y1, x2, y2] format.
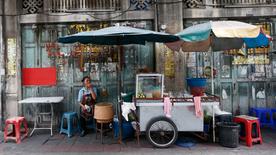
[135, 73, 220, 148]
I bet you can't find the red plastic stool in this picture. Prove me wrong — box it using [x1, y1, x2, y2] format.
[233, 115, 262, 147]
[4, 116, 28, 144]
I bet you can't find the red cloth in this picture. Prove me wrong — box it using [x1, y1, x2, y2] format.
[163, 97, 172, 118]
[194, 96, 203, 118]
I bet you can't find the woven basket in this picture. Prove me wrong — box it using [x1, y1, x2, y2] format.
[94, 102, 114, 121]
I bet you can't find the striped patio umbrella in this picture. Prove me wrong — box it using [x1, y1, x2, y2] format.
[166, 21, 272, 52]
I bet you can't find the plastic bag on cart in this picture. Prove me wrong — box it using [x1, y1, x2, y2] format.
[121, 102, 136, 121]
[131, 121, 140, 130]
[128, 109, 137, 122]
[203, 104, 231, 116]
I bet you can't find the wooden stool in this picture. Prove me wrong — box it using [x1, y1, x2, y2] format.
[4, 117, 28, 144]
[135, 122, 140, 145]
[95, 119, 114, 144]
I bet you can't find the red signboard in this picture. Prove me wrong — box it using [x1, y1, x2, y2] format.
[22, 67, 57, 86]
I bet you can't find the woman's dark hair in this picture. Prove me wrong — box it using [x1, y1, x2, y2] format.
[81, 76, 90, 83]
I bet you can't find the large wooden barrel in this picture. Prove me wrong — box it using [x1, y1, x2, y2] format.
[94, 102, 114, 122]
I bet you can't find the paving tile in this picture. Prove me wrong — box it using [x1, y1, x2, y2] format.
[1, 127, 276, 154]
[69, 144, 104, 152]
[48, 145, 72, 152]
[103, 143, 121, 152]
[58, 136, 77, 145]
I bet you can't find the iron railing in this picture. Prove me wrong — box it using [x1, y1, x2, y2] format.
[184, 0, 276, 8]
[212, 0, 276, 7]
[21, 0, 276, 14]
[46, 0, 121, 13]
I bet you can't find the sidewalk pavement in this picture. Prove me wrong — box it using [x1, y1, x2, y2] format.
[1, 128, 276, 155]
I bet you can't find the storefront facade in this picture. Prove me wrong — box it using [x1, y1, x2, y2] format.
[2, 0, 160, 126]
[21, 22, 154, 122]
[183, 20, 276, 115]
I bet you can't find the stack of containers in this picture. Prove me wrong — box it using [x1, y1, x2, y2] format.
[186, 78, 207, 96]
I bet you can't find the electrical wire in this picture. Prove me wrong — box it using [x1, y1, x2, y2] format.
[64, 8, 128, 15]
[84, 5, 132, 20]
[153, 0, 184, 5]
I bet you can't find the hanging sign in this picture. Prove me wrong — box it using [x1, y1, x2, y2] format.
[7, 38, 17, 76]
[22, 67, 57, 86]
[164, 47, 175, 78]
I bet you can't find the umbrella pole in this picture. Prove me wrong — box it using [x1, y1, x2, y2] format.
[210, 48, 214, 95]
[209, 47, 215, 143]
[117, 45, 123, 144]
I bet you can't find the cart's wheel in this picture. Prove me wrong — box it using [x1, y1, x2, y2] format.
[146, 116, 178, 148]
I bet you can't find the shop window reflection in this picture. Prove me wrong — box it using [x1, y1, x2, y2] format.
[220, 55, 232, 78]
[237, 65, 248, 78]
[221, 83, 232, 113]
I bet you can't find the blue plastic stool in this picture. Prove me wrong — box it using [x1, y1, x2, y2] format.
[60, 112, 80, 137]
[249, 108, 274, 128]
[271, 108, 276, 127]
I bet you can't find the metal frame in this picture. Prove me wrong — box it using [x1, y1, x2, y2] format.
[136, 99, 218, 143]
[19, 96, 64, 136]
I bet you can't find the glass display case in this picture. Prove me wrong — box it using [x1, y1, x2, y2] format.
[136, 74, 164, 98]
